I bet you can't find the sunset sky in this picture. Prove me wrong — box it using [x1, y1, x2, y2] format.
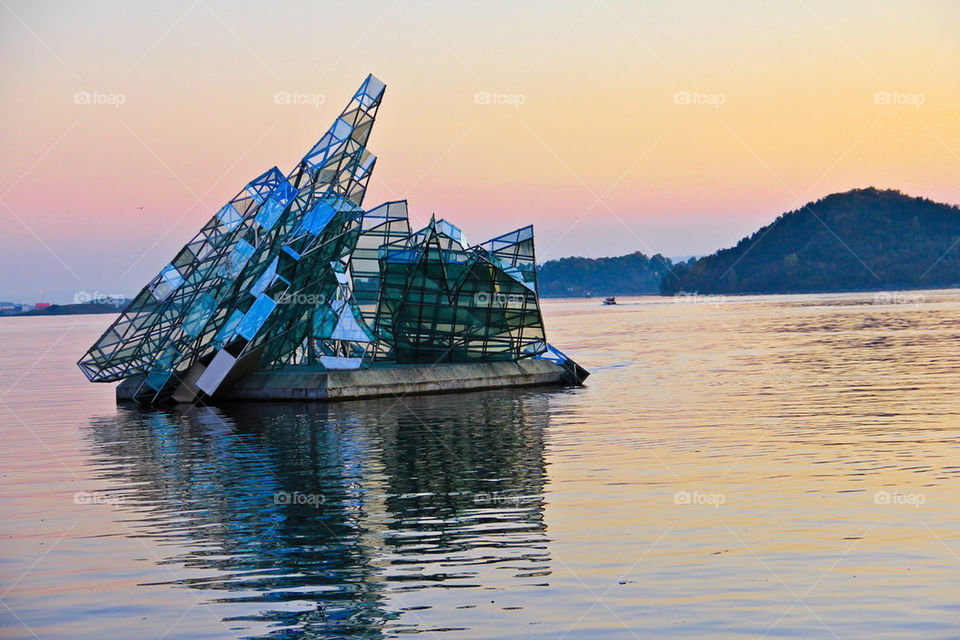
[1, 0, 958, 302]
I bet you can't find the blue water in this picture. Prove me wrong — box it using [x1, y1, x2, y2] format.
[2, 292, 960, 638]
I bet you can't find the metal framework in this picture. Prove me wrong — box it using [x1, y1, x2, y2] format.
[79, 75, 577, 404]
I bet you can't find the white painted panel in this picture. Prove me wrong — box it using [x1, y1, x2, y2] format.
[195, 350, 237, 395]
[319, 355, 363, 370]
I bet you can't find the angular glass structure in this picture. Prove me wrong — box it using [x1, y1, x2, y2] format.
[79, 75, 586, 404]
[375, 219, 545, 364]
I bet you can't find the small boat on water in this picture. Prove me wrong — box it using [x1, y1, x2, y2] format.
[602, 297, 617, 305]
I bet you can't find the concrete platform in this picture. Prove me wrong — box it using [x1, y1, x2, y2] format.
[218, 359, 583, 402]
[116, 359, 587, 404]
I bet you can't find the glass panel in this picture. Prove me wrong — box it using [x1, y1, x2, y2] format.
[182, 294, 216, 338]
[216, 203, 243, 231]
[235, 294, 277, 341]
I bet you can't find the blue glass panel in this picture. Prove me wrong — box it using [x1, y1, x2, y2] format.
[332, 117, 353, 141]
[355, 153, 376, 180]
[357, 74, 385, 107]
[534, 343, 566, 364]
[441, 250, 470, 264]
[245, 185, 265, 204]
[436, 219, 465, 244]
[182, 293, 216, 338]
[272, 179, 296, 205]
[250, 257, 278, 297]
[300, 201, 336, 236]
[384, 249, 419, 263]
[144, 344, 180, 391]
[160, 264, 184, 290]
[216, 203, 242, 231]
[236, 294, 277, 341]
[245, 167, 284, 203]
[221, 239, 255, 280]
[212, 309, 243, 348]
[254, 198, 284, 231]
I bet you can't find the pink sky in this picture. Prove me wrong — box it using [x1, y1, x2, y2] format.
[1, 0, 958, 303]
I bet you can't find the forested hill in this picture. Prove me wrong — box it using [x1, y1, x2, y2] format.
[538, 251, 674, 297]
[659, 188, 960, 295]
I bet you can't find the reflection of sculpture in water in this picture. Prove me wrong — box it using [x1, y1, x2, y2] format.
[85, 389, 552, 638]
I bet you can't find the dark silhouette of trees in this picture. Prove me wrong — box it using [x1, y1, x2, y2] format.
[538, 251, 674, 296]
[660, 188, 960, 295]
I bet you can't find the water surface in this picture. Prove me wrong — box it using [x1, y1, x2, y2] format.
[2, 292, 959, 638]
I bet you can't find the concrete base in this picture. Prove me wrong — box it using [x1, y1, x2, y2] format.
[217, 359, 581, 402]
[116, 359, 587, 404]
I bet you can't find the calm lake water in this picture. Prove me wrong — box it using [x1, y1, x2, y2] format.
[2, 291, 960, 639]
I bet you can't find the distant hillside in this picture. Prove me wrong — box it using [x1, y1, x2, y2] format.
[14, 301, 127, 316]
[538, 251, 674, 297]
[660, 188, 960, 295]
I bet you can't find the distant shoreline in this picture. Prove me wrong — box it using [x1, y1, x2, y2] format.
[0, 303, 126, 318]
[542, 284, 960, 299]
[5, 285, 955, 319]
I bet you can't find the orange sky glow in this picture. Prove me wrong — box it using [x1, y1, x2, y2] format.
[1, 0, 958, 302]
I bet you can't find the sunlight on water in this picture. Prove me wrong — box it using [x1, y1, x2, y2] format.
[2, 291, 960, 638]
